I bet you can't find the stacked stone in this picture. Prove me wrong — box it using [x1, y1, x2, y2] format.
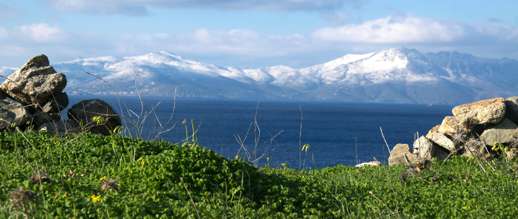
[0, 55, 67, 130]
[389, 97, 518, 166]
[0, 54, 121, 136]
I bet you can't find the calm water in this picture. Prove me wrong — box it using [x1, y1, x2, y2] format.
[70, 96, 451, 168]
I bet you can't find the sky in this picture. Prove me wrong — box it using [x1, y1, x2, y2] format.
[0, 0, 518, 67]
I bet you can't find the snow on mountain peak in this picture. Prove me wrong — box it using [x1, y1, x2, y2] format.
[126, 51, 185, 64]
[348, 48, 410, 73]
[317, 52, 375, 71]
[296, 48, 436, 85]
[3, 48, 516, 104]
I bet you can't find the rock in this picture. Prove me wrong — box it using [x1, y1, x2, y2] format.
[452, 97, 506, 127]
[506, 96, 518, 124]
[355, 161, 381, 168]
[479, 119, 518, 146]
[426, 125, 457, 152]
[67, 99, 121, 135]
[39, 92, 69, 121]
[40, 92, 68, 114]
[505, 148, 518, 160]
[462, 138, 491, 160]
[0, 92, 31, 130]
[388, 143, 416, 166]
[438, 116, 468, 136]
[30, 111, 53, 128]
[16, 54, 49, 72]
[431, 146, 450, 160]
[0, 54, 67, 107]
[413, 136, 434, 160]
[0, 54, 121, 136]
[38, 120, 79, 136]
[414, 135, 451, 160]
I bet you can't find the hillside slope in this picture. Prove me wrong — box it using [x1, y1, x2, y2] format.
[1, 132, 518, 217]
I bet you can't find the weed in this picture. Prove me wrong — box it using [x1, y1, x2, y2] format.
[0, 132, 517, 217]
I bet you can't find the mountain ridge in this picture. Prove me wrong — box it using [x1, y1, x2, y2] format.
[1, 48, 517, 104]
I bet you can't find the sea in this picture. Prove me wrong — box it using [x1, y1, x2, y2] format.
[70, 96, 451, 168]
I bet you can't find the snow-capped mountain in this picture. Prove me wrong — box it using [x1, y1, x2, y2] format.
[2, 48, 518, 104]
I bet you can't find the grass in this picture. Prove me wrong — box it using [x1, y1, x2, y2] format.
[1, 131, 518, 218]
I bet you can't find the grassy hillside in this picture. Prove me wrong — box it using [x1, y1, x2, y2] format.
[1, 132, 518, 218]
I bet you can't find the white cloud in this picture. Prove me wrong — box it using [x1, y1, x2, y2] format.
[47, 0, 361, 15]
[19, 23, 65, 42]
[1, 16, 518, 68]
[115, 28, 311, 58]
[472, 23, 518, 41]
[313, 16, 465, 43]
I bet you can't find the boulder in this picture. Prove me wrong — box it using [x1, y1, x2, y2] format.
[388, 143, 416, 166]
[413, 136, 434, 160]
[431, 146, 450, 160]
[39, 92, 68, 120]
[67, 99, 121, 135]
[0, 54, 122, 136]
[38, 120, 66, 136]
[425, 125, 457, 152]
[15, 54, 49, 72]
[355, 161, 381, 168]
[505, 148, 518, 160]
[30, 111, 53, 128]
[0, 54, 67, 107]
[506, 96, 518, 124]
[452, 97, 506, 127]
[40, 92, 68, 114]
[438, 116, 468, 136]
[0, 93, 31, 130]
[479, 119, 518, 146]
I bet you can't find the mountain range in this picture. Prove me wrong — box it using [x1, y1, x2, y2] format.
[1, 48, 517, 104]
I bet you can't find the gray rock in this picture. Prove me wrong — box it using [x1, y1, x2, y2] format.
[355, 161, 381, 168]
[452, 97, 506, 127]
[16, 54, 49, 72]
[479, 119, 518, 146]
[388, 143, 416, 166]
[30, 111, 53, 129]
[505, 148, 518, 160]
[0, 54, 67, 107]
[438, 116, 468, 136]
[426, 125, 457, 152]
[40, 92, 68, 116]
[0, 93, 31, 130]
[432, 146, 450, 160]
[413, 136, 434, 160]
[506, 96, 518, 124]
[38, 120, 66, 136]
[38, 120, 79, 136]
[67, 99, 121, 135]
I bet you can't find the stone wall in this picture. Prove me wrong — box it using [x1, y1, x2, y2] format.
[0, 55, 121, 136]
[389, 97, 518, 166]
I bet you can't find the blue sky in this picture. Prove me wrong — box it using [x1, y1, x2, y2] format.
[1, 0, 517, 67]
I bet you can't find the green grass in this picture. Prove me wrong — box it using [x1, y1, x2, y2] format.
[1, 132, 518, 218]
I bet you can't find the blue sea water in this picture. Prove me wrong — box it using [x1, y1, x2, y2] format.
[70, 96, 451, 168]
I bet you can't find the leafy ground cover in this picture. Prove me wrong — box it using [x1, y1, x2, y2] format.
[1, 131, 518, 218]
